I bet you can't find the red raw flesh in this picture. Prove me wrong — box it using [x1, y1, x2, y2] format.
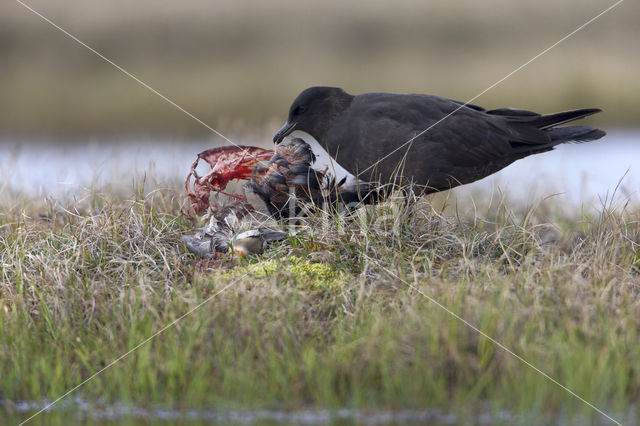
[185, 145, 274, 216]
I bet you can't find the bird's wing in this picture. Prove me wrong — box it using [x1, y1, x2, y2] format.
[331, 93, 559, 188]
[421, 112, 514, 166]
[344, 96, 515, 165]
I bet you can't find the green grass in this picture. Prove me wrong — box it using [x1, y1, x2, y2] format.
[1, 184, 639, 424]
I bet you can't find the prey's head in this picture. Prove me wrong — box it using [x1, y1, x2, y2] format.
[273, 86, 353, 144]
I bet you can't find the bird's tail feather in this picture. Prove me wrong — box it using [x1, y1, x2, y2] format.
[533, 108, 602, 130]
[547, 125, 606, 143]
[489, 107, 602, 130]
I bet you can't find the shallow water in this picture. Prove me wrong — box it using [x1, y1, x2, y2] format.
[1, 130, 639, 208]
[3, 398, 633, 425]
[0, 400, 470, 425]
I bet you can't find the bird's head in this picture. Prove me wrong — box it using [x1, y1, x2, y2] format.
[231, 230, 265, 257]
[273, 86, 353, 145]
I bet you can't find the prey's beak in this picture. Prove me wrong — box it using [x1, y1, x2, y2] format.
[273, 121, 296, 144]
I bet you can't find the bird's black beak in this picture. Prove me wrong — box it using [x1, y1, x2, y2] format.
[273, 121, 296, 144]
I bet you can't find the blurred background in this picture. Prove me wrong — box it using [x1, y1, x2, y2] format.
[1, 0, 638, 205]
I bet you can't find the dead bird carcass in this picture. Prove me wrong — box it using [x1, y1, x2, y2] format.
[181, 137, 378, 259]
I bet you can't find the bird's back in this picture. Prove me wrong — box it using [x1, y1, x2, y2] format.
[325, 91, 603, 190]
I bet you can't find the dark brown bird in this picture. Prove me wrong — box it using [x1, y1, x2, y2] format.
[273, 87, 606, 192]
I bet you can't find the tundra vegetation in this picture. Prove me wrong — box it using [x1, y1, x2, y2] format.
[1, 180, 639, 424]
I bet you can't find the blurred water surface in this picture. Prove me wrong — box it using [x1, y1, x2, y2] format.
[1, 130, 638, 209]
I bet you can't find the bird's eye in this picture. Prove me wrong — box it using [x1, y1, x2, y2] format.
[293, 105, 306, 115]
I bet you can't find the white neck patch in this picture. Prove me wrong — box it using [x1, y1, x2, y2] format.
[286, 130, 358, 187]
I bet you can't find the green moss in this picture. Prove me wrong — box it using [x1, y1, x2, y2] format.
[219, 256, 345, 290]
[287, 256, 344, 290]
